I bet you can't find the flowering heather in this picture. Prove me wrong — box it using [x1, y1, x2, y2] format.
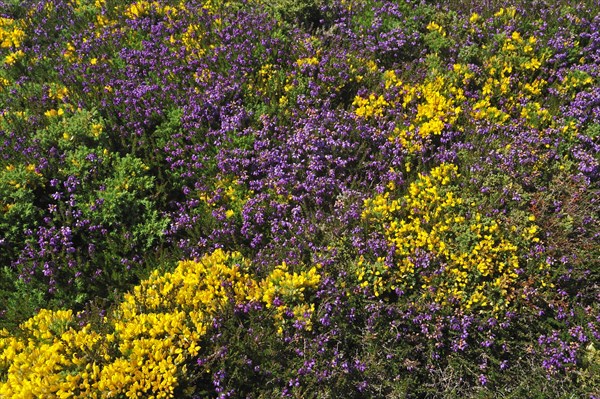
[0, 0, 598, 397]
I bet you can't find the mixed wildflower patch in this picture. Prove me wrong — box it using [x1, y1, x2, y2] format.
[361, 163, 550, 312]
[0, 250, 321, 397]
[0, 0, 598, 397]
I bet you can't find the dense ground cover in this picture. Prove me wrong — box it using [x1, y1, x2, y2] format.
[0, 0, 598, 397]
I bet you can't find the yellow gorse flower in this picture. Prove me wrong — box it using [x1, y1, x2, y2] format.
[4, 49, 24, 65]
[0, 17, 26, 48]
[353, 93, 389, 119]
[247, 261, 321, 333]
[361, 163, 548, 312]
[124, 1, 151, 19]
[0, 250, 322, 396]
[426, 21, 446, 36]
[296, 57, 319, 67]
[391, 75, 462, 152]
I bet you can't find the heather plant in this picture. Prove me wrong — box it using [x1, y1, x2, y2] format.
[345, 0, 428, 67]
[0, 109, 169, 327]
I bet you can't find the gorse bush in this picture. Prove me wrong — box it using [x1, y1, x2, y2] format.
[0, 249, 321, 398]
[0, 0, 599, 397]
[360, 163, 550, 313]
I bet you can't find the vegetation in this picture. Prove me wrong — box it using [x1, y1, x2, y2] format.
[0, 0, 598, 397]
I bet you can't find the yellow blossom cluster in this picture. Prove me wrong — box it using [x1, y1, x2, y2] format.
[123, 2, 209, 62]
[426, 21, 446, 37]
[181, 23, 208, 60]
[253, 63, 286, 99]
[0, 76, 9, 91]
[494, 7, 517, 19]
[48, 84, 69, 101]
[353, 93, 389, 119]
[345, 56, 378, 84]
[4, 49, 24, 66]
[198, 177, 253, 218]
[353, 68, 463, 153]
[63, 42, 78, 63]
[353, 70, 404, 122]
[361, 163, 547, 312]
[392, 75, 462, 153]
[0, 249, 322, 397]
[1, 161, 43, 203]
[416, 17, 547, 132]
[458, 31, 551, 124]
[356, 256, 388, 297]
[383, 69, 402, 90]
[520, 101, 551, 128]
[250, 262, 321, 333]
[0, 17, 25, 49]
[123, 1, 181, 20]
[557, 70, 594, 97]
[296, 57, 319, 67]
